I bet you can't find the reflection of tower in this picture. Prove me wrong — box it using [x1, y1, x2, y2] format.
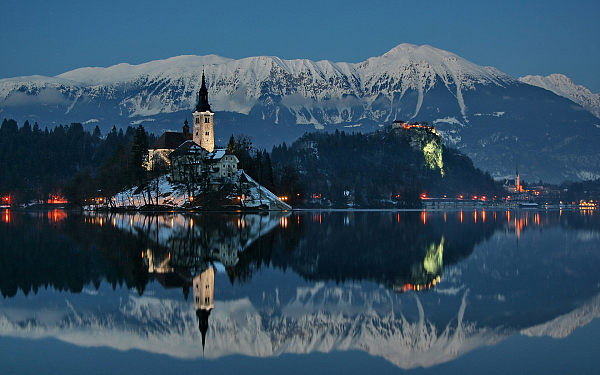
[193, 267, 215, 351]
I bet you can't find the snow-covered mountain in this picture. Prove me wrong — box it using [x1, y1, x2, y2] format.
[519, 73, 600, 118]
[1, 44, 599, 182]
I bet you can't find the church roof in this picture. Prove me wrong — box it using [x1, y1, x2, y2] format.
[205, 148, 238, 163]
[169, 140, 207, 157]
[149, 132, 192, 150]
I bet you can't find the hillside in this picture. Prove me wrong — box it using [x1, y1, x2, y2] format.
[270, 126, 500, 208]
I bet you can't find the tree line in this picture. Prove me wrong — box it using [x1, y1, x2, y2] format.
[0, 118, 155, 205]
[1, 118, 510, 208]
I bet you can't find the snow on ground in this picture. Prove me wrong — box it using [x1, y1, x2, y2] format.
[90, 170, 290, 211]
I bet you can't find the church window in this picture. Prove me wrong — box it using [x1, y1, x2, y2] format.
[195, 118, 199, 124]
[205, 132, 209, 136]
[204, 116, 210, 123]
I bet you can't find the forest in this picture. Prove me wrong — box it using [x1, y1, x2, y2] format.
[270, 126, 503, 207]
[0, 118, 154, 204]
[1, 118, 515, 208]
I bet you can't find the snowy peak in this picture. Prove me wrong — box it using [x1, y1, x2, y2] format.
[519, 73, 600, 118]
[370, 43, 515, 85]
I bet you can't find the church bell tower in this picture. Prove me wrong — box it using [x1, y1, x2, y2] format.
[193, 72, 214, 152]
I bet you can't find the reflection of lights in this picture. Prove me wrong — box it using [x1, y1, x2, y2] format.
[421, 211, 427, 224]
[190, 218, 194, 228]
[460, 211, 463, 223]
[474, 210, 477, 223]
[396, 276, 442, 293]
[3, 209, 9, 223]
[482, 210, 486, 223]
[237, 218, 246, 228]
[280, 217, 288, 228]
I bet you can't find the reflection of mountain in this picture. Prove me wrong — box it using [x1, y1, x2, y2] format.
[1, 210, 600, 369]
[521, 293, 600, 339]
[2, 284, 599, 369]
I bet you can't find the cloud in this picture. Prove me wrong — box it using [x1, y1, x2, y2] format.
[1, 88, 69, 107]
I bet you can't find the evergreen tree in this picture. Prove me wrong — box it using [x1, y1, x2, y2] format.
[129, 124, 149, 184]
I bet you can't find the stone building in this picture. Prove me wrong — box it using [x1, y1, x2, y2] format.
[147, 120, 192, 169]
[192, 72, 215, 152]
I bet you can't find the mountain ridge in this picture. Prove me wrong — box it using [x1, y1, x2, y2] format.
[519, 73, 600, 118]
[1, 44, 599, 183]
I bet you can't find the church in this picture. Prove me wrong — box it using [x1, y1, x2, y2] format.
[147, 72, 239, 186]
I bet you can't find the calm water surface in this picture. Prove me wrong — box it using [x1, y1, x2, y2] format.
[1, 209, 599, 374]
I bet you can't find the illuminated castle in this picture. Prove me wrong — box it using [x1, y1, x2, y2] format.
[392, 120, 436, 133]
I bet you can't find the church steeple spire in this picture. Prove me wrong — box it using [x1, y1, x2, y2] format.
[195, 71, 212, 113]
[192, 71, 215, 152]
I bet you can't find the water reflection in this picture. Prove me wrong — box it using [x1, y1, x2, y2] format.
[1, 209, 599, 370]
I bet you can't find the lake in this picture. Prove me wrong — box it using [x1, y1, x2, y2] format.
[1, 208, 599, 374]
